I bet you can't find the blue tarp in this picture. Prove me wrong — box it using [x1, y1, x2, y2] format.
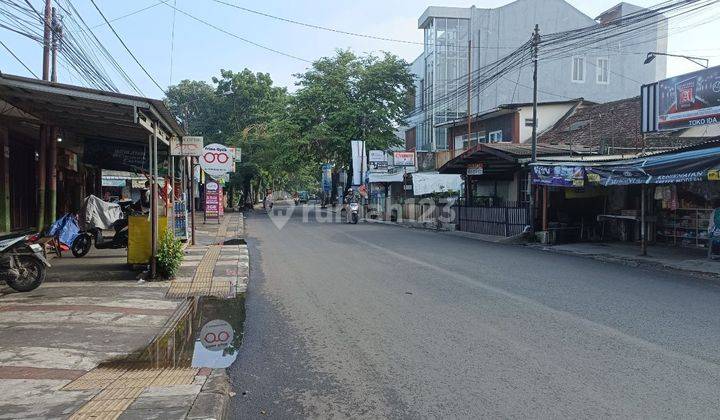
[46, 214, 80, 246]
[532, 146, 720, 187]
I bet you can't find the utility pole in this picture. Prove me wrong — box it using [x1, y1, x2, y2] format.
[37, 0, 52, 231]
[528, 24, 540, 233]
[467, 39, 472, 149]
[48, 6, 61, 223]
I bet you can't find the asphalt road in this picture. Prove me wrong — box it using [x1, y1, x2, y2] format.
[229, 203, 720, 419]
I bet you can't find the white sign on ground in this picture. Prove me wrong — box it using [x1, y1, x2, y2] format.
[199, 319, 233, 351]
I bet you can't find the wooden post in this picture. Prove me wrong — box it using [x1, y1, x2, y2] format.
[36, 127, 46, 231]
[150, 129, 158, 278]
[0, 126, 10, 232]
[542, 186, 549, 231]
[641, 184, 647, 256]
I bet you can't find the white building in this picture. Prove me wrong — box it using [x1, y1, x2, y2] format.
[405, 0, 668, 152]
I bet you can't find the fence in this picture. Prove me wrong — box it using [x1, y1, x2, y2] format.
[455, 203, 529, 236]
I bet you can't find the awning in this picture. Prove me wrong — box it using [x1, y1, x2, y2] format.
[412, 172, 462, 195]
[531, 143, 720, 187]
[368, 172, 404, 183]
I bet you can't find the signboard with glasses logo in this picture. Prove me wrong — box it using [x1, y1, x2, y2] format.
[200, 143, 233, 178]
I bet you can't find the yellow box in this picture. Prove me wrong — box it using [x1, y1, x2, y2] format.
[128, 215, 167, 265]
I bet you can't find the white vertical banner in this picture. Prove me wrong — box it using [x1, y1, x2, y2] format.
[350, 140, 366, 186]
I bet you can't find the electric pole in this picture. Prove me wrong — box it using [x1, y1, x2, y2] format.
[37, 0, 52, 231]
[528, 24, 540, 233]
[467, 39, 472, 147]
[48, 6, 61, 223]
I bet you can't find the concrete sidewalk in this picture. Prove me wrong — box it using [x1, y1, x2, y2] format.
[530, 241, 720, 278]
[0, 212, 247, 419]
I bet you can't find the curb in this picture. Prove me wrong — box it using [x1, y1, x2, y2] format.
[187, 369, 232, 419]
[530, 244, 720, 283]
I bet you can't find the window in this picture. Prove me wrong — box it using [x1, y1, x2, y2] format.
[572, 56, 585, 83]
[488, 130, 503, 142]
[596, 58, 609, 84]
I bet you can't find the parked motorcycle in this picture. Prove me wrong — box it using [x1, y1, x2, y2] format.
[0, 233, 50, 292]
[71, 196, 139, 258]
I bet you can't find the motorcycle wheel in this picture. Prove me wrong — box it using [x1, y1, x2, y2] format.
[351, 213, 359, 224]
[71, 235, 92, 258]
[6, 256, 45, 292]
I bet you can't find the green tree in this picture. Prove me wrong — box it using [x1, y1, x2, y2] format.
[292, 50, 415, 167]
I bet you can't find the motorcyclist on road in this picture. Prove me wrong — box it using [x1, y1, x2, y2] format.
[343, 187, 358, 223]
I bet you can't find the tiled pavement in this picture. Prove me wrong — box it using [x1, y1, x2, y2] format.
[0, 212, 247, 419]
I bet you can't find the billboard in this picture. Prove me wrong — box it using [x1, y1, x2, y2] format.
[393, 151, 416, 167]
[171, 136, 203, 156]
[200, 143, 233, 179]
[657, 65, 720, 131]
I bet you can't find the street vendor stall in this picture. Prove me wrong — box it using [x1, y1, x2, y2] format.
[531, 141, 720, 255]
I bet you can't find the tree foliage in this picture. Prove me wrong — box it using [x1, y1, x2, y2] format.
[163, 50, 414, 197]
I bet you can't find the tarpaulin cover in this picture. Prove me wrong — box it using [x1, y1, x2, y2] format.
[79, 195, 123, 230]
[411, 172, 462, 196]
[46, 214, 80, 246]
[587, 146, 720, 186]
[533, 146, 720, 187]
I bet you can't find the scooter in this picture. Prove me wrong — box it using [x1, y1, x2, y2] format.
[0, 233, 50, 292]
[348, 201, 359, 224]
[71, 198, 137, 258]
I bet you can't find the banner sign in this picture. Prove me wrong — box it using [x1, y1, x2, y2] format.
[321, 163, 333, 193]
[657, 65, 720, 131]
[200, 143, 233, 179]
[84, 139, 148, 172]
[393, 151, 416, 166]
[171, 136, 204, 156]
[205, 181, 221, 218]
[586, 146, 720, 186]
[532, 165, 586, 187]
[350, 140, 366, 185]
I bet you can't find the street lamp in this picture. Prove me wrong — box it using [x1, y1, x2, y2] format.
[644, 52, 709, 69]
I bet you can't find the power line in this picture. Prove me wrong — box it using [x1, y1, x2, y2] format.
[89, 0, 170, 29]
[169, 0, 177, 85]
[0, 39, 39, 78]
[210, 0, 531, 51]
[88, 0, 166, 94]
[160, 2, 312, 63]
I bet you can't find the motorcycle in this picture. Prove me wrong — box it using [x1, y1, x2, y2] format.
[71, 196, 139, 258]
[348, 201, 359, 224]
[0, 233, 50, 292]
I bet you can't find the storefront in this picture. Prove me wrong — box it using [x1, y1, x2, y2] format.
[531, 140, 720, 252]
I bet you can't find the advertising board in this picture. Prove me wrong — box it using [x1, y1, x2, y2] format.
[657, 65, 720, 131]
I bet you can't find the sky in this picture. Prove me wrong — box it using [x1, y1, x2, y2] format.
[2, 0, 720, 99]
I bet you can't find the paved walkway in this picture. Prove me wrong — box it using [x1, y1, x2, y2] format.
[0, 212, 247, 419]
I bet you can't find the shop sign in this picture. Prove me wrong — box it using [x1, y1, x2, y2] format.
[200, 143, 233, 179]
[85, 139, 148, 172]
[369, 150, 387, 162]
[205, 180, 221, 217]
[171, 136, 204, 156]
[467, 163, 484, 176]
[656, 65, 720, 131]
[394, 151, 416, 166]
[532, 165, 585, 187]
[199, 319, 234, 351]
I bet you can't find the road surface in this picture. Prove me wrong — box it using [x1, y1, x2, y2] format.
[229, 204, 720, 418]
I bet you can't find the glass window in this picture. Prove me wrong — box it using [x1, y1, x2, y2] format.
[597, 57, 609, 84]
[572, 56, 585, 83]
[488, 130, 503, 142]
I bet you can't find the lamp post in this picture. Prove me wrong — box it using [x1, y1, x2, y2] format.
[644, 52, 709, 69]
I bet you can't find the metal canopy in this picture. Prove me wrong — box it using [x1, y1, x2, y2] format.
[0, 73, 183, 145]
[438, 143, 578, 175]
